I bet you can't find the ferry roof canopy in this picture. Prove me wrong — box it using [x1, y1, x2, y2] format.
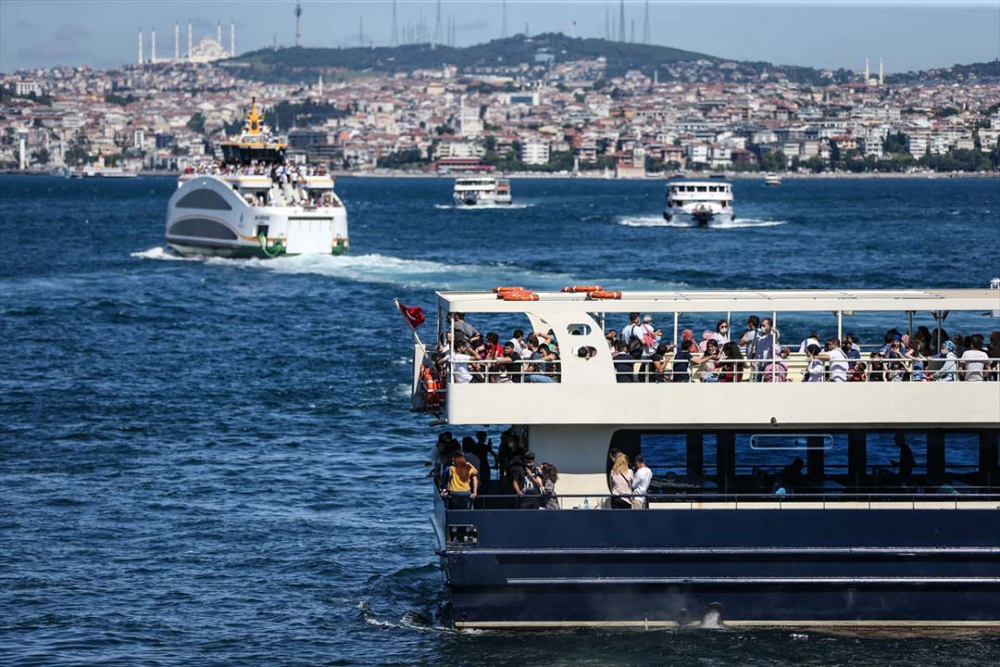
[437, 289, 999, 315]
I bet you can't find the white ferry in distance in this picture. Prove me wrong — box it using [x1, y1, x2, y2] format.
[764, 172, 782, 186]
[407, 287, 1000, 629]
[453, 177, 512, 207]
[165, 99, 348, 258]
[663, 180, 735, 227]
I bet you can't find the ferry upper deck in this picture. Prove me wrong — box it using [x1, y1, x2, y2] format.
[417, 288, 1000, 429]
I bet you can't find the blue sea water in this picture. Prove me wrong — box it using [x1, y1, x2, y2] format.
[2, 175, 1000, 666]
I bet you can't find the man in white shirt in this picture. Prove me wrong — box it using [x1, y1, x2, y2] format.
[442, 340, 475, 384]
[798, 331, 821, 354]
[631, 454, 653, 509]
[815, 338, 849, 382]
[960, 334, 991, 382]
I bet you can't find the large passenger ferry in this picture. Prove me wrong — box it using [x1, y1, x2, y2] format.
[408, 288, 1000, 629]
[664, 180, 734, 227]
[165, 100, 348, 258]
[453, 177, 512, 207]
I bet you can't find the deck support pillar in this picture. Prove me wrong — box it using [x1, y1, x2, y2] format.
[980, 429, 999, 488]
[927, 431, 946, 481]
[686, 431, 704, 478]
[807, 436, 825, 484]
[848, 430, 867, 489]
[717, 432, 735, 494]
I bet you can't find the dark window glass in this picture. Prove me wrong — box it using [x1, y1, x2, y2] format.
[168, 218, 238, 240]
[176, 189, 232, 211]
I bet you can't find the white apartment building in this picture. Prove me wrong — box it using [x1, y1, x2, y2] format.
[520, 139, 551, 165]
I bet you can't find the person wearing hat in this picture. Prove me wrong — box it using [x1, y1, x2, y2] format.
[639, 315, 662, 357]
[931, 340, 958, 381]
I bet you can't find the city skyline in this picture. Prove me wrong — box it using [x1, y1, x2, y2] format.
[1, 0, 999, 74]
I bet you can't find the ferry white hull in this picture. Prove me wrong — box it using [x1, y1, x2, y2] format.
[165, 177, 349, 258]
[453, 193, 513, 207]
[663, 207, 735, 228]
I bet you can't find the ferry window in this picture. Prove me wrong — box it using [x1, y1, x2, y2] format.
[176, 189, 233, 211]
[721, 201, 727, 208]
[750, 434, 833, 451]
[168, 218, 237, 240]
[567, 323, 593, 336]
[697, 186, 707, 192]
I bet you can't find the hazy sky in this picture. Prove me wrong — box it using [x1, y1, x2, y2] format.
[1, 1, 998, 74]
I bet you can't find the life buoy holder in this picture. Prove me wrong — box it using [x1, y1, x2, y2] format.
[492, 286, 525, 294]
[561, 285, 603, 293]
[421, 366, 444, 408]
[587, 291, 623, 300]
[501, 291, 540, 302]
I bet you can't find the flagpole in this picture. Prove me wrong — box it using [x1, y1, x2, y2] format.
[394, 298, 426, 350]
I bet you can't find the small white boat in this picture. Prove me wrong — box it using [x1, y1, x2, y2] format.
[764, 172, 782, 186]
[453, 177, 512, 207]
[164, 99, 349, 258]
[663, 180, 735, 227]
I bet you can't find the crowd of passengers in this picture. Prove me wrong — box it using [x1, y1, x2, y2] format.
[431, 428, 561, 510]
[434, 311, 999, 384]
[184, 161, 339, 208]
[432, 428, 961, 512]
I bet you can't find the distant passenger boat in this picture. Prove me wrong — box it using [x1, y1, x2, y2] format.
[453, 177, 512, 207]
[764, 172, 782, 186]
[68, 158, 138, 178]
[164, 99, 349, 258]
[663, 179, 735, 227]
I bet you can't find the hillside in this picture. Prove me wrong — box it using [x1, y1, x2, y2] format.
[224, 33, 718, 82]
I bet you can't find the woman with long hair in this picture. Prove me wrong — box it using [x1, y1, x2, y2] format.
[717, 341, 745, 383]
[540, 462, 560, 510]
[609, 453, 634, 509]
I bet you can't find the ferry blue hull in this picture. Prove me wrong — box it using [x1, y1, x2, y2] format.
[440, 508, 1000, 628]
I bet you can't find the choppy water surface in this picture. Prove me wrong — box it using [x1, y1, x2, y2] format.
[2, 176, 1000, 666]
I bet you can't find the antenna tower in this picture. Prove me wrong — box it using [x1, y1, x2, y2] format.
[642, 0, 651, 45]
[435, 0, 442, 44]
[392, 0, 398, 46]
[502, 0, 508, 38]
[618, 0, 625, 42]
[295, 0, 302, 47]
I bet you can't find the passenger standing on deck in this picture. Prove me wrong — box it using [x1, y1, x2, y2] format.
[631, 455, 652, 509]
[814, 338, 849, 382]
[441, 450, 478, 510]
[672, 340, 694, 382]
[510, 454, 542, 509]
[639, 316, 662, 357]
[960, 334, 990, 382]
[804, 344, 825, 382]
[843, 335, 862, 369]
[471, 431, 494, 492]
[612, 340, 636, 382]
[609, 453, 634, 509]
[621, 313, 644, 359]
[540, 463, 560, 510]
[752, 318, 778, 380]
[891, 433, 916, 486]
[740, 315, 760, 358]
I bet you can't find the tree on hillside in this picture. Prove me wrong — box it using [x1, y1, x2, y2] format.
[64, 131, 91, 165]
[882, 132, 908, 154]
[187, 112, 206, 134]
[31, 148, 51, 165]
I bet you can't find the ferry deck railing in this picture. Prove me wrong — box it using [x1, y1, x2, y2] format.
[428, 355, 1000, 386]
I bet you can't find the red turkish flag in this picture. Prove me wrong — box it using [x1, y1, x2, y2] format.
[397, 302, 425, 330]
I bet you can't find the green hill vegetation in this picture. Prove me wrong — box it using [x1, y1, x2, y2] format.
[225, 32, 717, 83]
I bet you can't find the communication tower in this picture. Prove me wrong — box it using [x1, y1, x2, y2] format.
[295, 0, 302, 47]
[642, 0, 651, 45]
[618, 0, 625, 42]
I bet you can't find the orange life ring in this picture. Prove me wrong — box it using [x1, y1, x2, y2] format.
[561, 285, 603, 293]
[501, 291, 540, 301]
[492, 286, 525, 293]
[588, 291, 623, 300]
[422, 366, 444, 407]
